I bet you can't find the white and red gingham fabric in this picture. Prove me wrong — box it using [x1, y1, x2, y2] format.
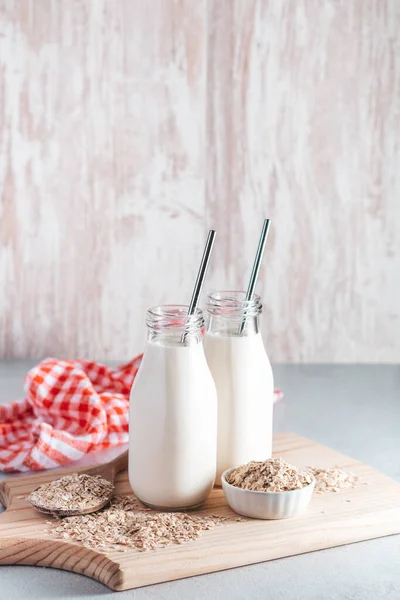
[0, 356, 282, 473]
[0, 356, 142, 472]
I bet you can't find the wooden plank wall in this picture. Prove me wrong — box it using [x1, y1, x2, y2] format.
[0, 0, 399, 363]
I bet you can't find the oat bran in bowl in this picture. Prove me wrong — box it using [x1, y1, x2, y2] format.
[221, 457, 315, 519]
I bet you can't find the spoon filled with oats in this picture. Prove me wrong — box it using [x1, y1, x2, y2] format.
[28, 450, 128, 517]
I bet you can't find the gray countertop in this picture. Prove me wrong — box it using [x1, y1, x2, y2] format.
[0, 361, 399, 600]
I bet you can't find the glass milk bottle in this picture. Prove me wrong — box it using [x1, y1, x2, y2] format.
[203, 291, 274, 484]
[129, 305, 217, 510]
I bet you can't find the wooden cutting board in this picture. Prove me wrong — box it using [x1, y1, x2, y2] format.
[1, 433, 400, 591]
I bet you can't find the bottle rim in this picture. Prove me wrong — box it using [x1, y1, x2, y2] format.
[146, 305, 204, 332]
[206, 290, 262, 317]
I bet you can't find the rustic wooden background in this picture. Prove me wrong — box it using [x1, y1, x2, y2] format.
[0, 0, 399, 363]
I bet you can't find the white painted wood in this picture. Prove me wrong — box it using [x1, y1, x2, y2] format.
[0, 0, 399, 362]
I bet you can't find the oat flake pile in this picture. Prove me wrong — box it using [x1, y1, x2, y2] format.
[310, 466, 359, 493]
[226, 457, 314, 492]
[49, 495, 227, 552]
[29, 473, 114, 512]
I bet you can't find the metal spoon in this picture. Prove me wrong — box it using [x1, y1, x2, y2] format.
[28, 449, 128, 517]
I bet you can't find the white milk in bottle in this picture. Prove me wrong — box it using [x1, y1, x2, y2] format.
[203, 292, 273, 483]
[129, 306, 217, 510]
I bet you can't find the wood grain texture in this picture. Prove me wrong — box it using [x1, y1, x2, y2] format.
[0, 0, 399, 362]
[1, 433, 400, 591]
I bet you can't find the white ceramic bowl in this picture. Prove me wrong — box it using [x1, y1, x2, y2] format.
[221, 467, 315, 520]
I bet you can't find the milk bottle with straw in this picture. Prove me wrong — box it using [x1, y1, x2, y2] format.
[204, 220, 274, 484]
[129, 231, 218, 510]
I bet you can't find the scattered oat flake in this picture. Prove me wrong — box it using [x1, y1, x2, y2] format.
[29, 473, 114, 512]
[48, 495, 228, 553]
[309, 466, 359, 494]
[226, 457, 313, 492]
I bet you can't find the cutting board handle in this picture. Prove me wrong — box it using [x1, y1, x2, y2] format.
[0, 449, 129, 511]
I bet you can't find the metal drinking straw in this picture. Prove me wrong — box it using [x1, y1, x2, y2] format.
[239, 219, 271, 335]
[181, 229, 216, 343]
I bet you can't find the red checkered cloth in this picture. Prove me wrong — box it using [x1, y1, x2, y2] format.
[0, 356, 283, 472]
[0, 357, 141, 472]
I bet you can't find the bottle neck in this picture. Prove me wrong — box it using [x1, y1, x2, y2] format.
[206, 314, 259, 336]
[205, 291, 262, 337]
[146, 305, 204, 347]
